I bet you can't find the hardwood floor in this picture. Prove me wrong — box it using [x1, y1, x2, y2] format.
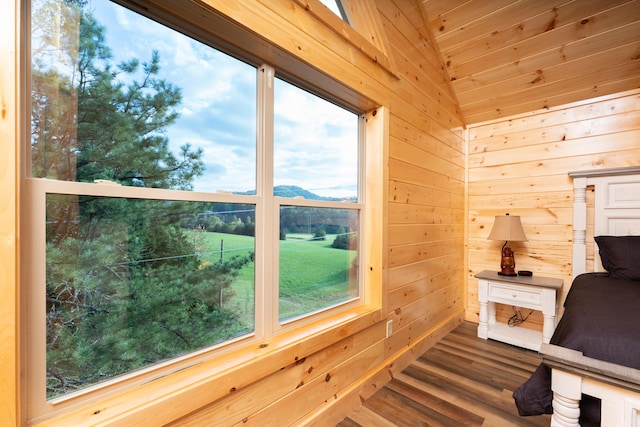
[337, 322, 551, 426]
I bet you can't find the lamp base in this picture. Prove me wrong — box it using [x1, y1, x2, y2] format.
[499, 245, 517, 277]
[497, 271, 518, 277]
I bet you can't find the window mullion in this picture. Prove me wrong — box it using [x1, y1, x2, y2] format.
[256, 64, 276, 337]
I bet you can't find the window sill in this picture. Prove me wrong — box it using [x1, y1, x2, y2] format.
[32, 306, 382, 426]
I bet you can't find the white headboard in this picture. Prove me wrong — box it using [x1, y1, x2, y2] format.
[569, 166, 640, 278]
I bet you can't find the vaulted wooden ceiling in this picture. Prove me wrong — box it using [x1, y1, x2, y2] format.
[419, 0, 640, 125]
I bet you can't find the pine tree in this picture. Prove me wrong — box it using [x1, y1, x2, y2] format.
[31, 0, 252, 398]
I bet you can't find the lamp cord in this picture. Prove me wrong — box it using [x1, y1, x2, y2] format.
[508, 306, 534, 327]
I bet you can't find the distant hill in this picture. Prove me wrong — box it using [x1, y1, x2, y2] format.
[273, 185, 323, 199]
[237, 185, 354, 202]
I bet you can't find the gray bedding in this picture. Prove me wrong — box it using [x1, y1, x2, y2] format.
[513, 273, 640, 422]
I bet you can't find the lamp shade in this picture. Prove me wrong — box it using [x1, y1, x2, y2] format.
[487, 214, 528, 242]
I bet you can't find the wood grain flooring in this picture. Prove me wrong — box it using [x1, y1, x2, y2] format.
[337, 322, 551, 426]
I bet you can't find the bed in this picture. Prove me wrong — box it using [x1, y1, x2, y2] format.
[513, 166, 640, 427]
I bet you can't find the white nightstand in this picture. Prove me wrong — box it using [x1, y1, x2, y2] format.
[474, 270, 563, 351]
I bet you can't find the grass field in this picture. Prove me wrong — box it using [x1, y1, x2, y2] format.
[196, 231, 357, 325]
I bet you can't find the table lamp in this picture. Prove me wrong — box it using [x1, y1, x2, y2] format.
[487, 213, 527, 276]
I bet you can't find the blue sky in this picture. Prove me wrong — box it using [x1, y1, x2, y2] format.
[89, 0, 358, 198]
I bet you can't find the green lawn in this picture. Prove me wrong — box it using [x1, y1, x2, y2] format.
[196, 231, 357, 325]
[278, 234, 357, 320]
[196, 231, 255, 326]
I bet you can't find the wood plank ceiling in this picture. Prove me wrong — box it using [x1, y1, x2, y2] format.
[419, 0, 640, 125]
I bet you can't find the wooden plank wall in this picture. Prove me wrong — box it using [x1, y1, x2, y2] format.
[0, 0, 466, 426]
[466, 89, 640, 330]
[380, 0, 466, 351]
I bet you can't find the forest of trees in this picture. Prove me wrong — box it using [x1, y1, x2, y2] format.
[182, 196, 356, 239]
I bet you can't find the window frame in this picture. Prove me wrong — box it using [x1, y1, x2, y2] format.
[20, 0, 386, 423]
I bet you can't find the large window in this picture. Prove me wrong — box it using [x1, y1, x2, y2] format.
[25, 0, 373, 419]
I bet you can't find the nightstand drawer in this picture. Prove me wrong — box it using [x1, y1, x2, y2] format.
[488, 283, 541, 306]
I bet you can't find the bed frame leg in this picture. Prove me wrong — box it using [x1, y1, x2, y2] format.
[551, 393, 580, 427]
[550, 369, 581, 427]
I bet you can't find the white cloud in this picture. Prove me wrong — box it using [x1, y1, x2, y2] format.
[91, 0, 357, 198]
[273, 79, 358, 197]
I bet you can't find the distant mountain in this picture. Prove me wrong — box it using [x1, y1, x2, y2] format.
[237, 185, 354, 202]
[273, 185, 323, 199]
